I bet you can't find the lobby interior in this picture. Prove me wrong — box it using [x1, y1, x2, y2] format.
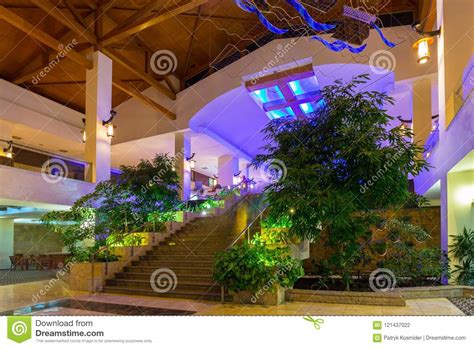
[0, 0, 472, 316]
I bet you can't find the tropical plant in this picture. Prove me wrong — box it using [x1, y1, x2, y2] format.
[381, 247, 449, 286]
[449, 227, 474, 285]
[42, 154, 180, 262]
[213, 238, 304, 292]
[252, 75, 428, 289]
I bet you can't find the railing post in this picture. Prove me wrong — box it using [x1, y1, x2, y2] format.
[90, 253, 95, 294]
[221, 286, 225, 303]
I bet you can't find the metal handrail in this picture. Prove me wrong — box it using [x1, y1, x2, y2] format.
[226, 205, 268, 250]
[220, 204, 268, 303]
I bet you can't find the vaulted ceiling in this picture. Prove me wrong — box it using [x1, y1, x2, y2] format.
[0, 0, 432, 114]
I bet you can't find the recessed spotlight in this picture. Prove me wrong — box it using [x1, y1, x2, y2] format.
[38, 143, 44, 146]
[59, 149, 68, 153]
[202, 167, 208, 170]
[12, 136, 22, 140]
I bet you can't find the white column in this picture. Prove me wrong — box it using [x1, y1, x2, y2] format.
[0, 120, 12, 158]
[437, 0, 473, 135]
[85, 51, 112, 183]
[218, 155, 238, 187]
[174, 132, 191, 201]
[0, 219, 14, 269]
[412, 78, 432, 150]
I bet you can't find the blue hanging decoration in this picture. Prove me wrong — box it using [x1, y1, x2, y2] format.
[234, 0, 288, 35]
[372, 23, 396, 48]
[311, 35, 367, 54]
[285, 0, 335, 32]
[341, 6, 395, 48]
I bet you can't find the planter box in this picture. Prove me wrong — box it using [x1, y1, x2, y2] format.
[233, 286, 286, 306]
[401, 285, 474, 299]
[70, 261, 123, 292]
[286, 288, 406, 306]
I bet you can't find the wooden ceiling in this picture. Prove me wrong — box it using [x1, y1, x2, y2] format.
[0, 0, 430, 115]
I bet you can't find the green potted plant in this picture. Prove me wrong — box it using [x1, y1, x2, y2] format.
[213, 238, 304, 305]
[449, 227, 474, 285]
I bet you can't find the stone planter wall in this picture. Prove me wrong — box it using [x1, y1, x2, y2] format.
[233, 286, 286, 306]
[70, 261, 123, 292]
[401, 285, 474, 299]
[286, 288, 406, 306]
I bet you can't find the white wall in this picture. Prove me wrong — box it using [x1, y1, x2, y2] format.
[0, 219, 14, 269]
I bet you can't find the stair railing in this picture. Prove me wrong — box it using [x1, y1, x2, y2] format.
[220, 204, 268, 302]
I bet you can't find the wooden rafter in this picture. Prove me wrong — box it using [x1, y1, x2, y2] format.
[114, 0, 165, 31]
[63, 0, 89, 28]
[102, 47, 176, 100]
[0, 5, 92, 69]
[182, 5, 202, 80]
[30, 0, 97, 44]
[112, 79, 176, 120]
[101, 0, 208, 46]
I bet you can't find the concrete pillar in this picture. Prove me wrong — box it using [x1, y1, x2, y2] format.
[0, 219, 14, 269]
[439, 175, 448, 284]
[218, 155, 238, 187]
[412, 78, 432, 149]
[0, 120, 13, 159]
[446, 170, 474, 283]
[85, 51, 112, 183]
[437, 0, 474, 134]
[174, 132, 191, 201]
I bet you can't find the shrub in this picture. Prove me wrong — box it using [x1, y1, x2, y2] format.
[450, 227, 474, 285]
[213, 240, 304, 293]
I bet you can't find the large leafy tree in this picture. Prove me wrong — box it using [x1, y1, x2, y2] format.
[253, 75, 428, 288]
[42, 154, 180, 261]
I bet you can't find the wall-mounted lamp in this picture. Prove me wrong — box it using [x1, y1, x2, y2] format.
[189, 160, 196, 170]
[102, 109, 117, 138]
[185, 153, 196, 162]
[81, 118, 86, 143]
[412, 21, 440, 65]
[233, 171, 242, 177]
[1, 140, 13, 158]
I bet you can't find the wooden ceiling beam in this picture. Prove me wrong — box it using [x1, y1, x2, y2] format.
[102, 48, 176, 100]
[63, 0, 89, 28]
[30, 0, 97, 44]
[182, 5, 202, 81]
[101, 0, 208, 46]
[112, 79, 176, 119]
[0, 5, 92, 69]
[114, 0, 165, 31]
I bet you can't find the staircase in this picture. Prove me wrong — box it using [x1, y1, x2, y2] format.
[103, 194, 264, 301]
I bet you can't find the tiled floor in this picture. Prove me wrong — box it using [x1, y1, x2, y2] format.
[0, 279, 466, 316]
[0, 270, 59, 286]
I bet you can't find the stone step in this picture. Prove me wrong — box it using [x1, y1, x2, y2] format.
[115, 272, 214, 282]
[132, 260, 214, 268]
[123, 266, 213, 276]
[140, 254, 215, 262]
[159, 241, 229, 248]
[149, 248, 220, 256]
[102, 286, 230, 302]
[145, 250, 216, 257]
[154, 246, 227, 252]
[105, 278, 220, 292]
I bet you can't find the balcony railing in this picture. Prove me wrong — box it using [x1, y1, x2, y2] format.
[0, 144, 91, 181]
